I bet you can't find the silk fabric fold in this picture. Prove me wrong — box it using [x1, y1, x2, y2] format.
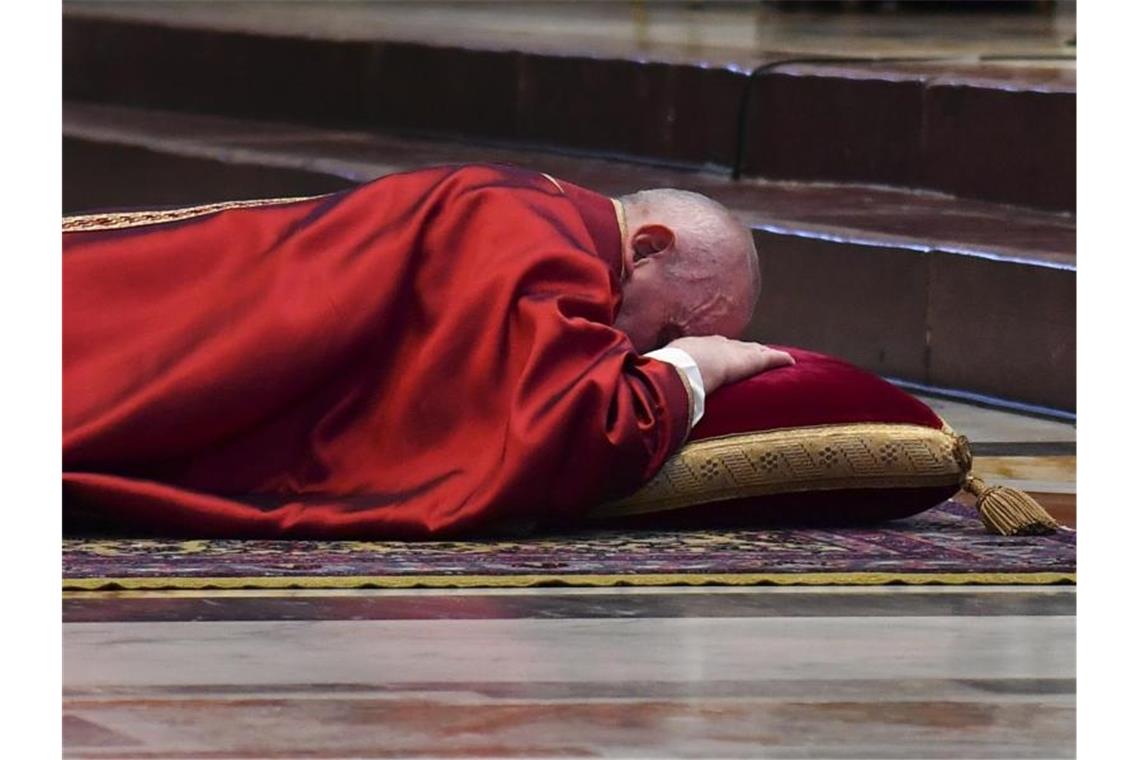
[64, 165, 689, 538]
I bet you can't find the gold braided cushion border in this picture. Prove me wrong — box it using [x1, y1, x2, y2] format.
[62, 194, 326, 233]
[591, 422, 970, 519]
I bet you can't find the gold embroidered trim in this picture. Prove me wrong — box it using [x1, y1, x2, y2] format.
[61, 570, 1073, 591]
[62, 194, 327, 233]
[591, 422, 971, 519]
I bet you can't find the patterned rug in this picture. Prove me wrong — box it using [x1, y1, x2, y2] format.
[62, 501, 1075, 590]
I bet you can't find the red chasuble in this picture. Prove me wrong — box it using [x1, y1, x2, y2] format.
[64, 165, 691, 538]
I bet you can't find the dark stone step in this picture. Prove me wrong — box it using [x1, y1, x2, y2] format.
[63, 138, 356, 214]
[741, 61, 1075, 211]
[63, 103, 1075, 411]
[62, 13, 750, 170]
[64, 5, 1075, 210]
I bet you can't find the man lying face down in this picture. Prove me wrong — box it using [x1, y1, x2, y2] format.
[614, 187, 793, 402]
[63, 164, 792, 539]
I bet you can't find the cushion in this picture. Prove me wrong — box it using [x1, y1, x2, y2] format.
[589, 346, 971, 528]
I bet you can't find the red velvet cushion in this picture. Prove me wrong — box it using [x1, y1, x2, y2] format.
[590, 346, 969, 528]
[692, 347, 944, 440]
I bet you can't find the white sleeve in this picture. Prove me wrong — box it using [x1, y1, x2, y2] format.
[644, 346, 705, 429]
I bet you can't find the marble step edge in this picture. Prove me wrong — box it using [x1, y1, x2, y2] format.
[740, 60, 1075, 212]
[62, 102, 1074, 269]
[62, 105, 1075, 411]
[61, 3, 1077, 70]
[62, 12, 1076, 210]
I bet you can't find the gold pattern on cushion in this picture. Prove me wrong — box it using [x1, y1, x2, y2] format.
[591, 422, 970, 518]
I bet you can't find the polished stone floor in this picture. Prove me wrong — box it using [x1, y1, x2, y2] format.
[62, 385, 1076, 758]
[64, 586, 1075, 758]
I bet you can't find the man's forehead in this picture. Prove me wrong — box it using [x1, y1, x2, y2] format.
[684, 290, 743, 332]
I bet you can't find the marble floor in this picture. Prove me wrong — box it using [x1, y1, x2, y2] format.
[63, 586, 1075, 758]
[62, 398, 1076, 758]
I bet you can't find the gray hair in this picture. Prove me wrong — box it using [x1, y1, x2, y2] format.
[618, 188, 760, 314]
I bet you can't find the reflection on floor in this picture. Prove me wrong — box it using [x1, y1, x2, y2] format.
[62, 396, 1076, 758]
[63, 587, 1075, 759]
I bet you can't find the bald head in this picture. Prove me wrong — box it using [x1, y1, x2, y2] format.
[613, 188, 760, 353]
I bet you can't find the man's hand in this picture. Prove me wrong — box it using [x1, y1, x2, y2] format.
[666, 336, 794, 395]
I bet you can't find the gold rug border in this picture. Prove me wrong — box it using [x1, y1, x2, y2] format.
[62, 571, 1075, 591]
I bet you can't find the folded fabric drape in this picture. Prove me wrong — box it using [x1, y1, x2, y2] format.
[64, 164, 690, 539]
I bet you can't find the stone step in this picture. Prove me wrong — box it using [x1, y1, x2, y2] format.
[741, 61, 1075, 211]
[62, 11, 749, 170]
[63, 4, 1075, 210]
[63, 103, 1075, 412]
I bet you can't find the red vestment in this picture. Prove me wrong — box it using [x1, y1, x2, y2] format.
[64, 165, 690, 538]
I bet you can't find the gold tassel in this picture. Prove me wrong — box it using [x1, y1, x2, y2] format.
[963, 476, 1060, 536]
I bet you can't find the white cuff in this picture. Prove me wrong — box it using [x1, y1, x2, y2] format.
[645, 347, 705, 429]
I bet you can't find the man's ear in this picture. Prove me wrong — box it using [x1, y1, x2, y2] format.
[631, 224, 675, 263]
